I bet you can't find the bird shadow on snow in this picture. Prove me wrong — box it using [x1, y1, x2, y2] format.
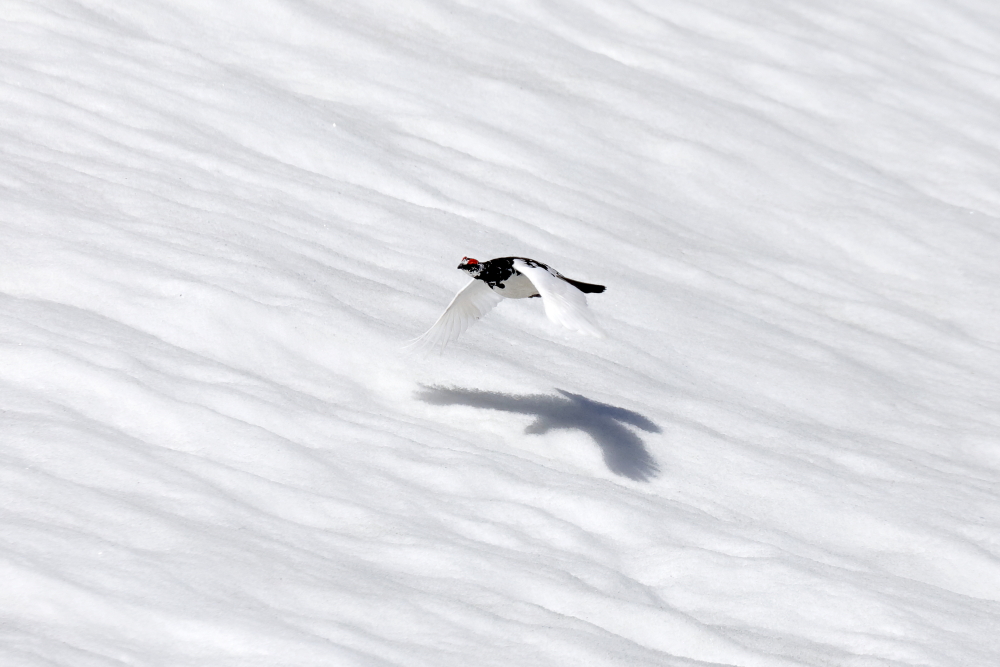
[417, 386, 661, 481]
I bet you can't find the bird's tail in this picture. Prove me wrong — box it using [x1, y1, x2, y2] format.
[562, 277, 606, 293]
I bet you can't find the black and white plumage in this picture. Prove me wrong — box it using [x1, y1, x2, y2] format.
[409, 257, 606, 350]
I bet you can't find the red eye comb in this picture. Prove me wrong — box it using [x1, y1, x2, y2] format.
[462, 257, 479, 265]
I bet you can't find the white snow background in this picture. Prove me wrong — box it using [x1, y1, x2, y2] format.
[2, 0, 1000, 665]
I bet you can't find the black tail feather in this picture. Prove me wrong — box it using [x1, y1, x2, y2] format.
[563, 277, 606, 294]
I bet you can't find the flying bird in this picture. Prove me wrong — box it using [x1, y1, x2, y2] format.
[410, 256, 606, 350]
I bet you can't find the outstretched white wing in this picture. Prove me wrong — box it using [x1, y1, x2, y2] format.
[407, 278, 503, 351]
[512, 259, 605, 338]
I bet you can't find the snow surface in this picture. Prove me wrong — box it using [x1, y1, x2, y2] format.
[3, 0, 1000, 665]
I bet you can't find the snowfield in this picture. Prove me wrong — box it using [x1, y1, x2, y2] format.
[2, 0, 1000, 665]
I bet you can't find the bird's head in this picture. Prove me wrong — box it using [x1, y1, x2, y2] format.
[457, 256, 483, 276]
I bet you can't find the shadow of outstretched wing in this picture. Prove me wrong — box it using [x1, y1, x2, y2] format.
[417, 386, 660, 481]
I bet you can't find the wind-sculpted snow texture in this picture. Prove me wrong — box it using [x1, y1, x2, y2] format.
[2, 1, 1000, 665]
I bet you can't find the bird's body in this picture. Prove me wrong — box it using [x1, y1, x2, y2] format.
[409, 256, 606, 350]
[463, 256, 606, 298]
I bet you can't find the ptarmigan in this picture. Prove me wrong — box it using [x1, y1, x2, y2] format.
[410, 257, 606, 350]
